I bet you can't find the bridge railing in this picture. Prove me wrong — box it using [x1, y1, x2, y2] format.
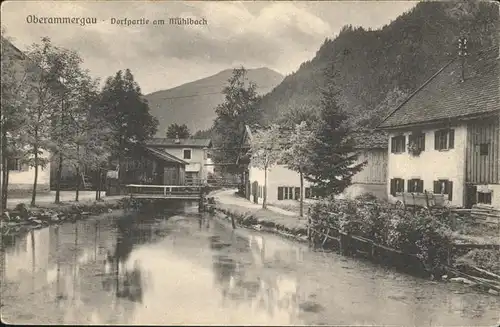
[126, 184, 203, 197]
[185, 178, 241, 186]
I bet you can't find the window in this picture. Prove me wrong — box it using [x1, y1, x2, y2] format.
[433, 179, 453, 201]
[479, 143, 489, 156]
[7, 158, 28, 171]
[277, 186, 294, 200]
[477, 192, 492, 205]
[408, 133, 425, 152]
[294, 187, 300, 200]
[305, 187, 311, 199]
[434, 129, 455, 151]
[183, 149, 192, 160]
[407, 179, 424, 193]
[390, 178, 404, 196]
[391, 135, 406, 153]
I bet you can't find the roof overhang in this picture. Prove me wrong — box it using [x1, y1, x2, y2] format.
[377, 110, 500, 131]
[144, 146, 188, 165]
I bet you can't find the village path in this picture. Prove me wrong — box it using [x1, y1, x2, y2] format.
[5, 191, 119, 209]
[212, 189, 300, 217]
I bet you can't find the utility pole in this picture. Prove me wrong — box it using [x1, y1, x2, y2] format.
[458, 36, 468, 82]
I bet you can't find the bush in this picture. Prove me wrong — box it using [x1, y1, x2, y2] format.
[456, 249, 500, 275]
[308, 197, 453, 271]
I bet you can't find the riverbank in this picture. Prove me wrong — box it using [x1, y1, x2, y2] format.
[1, 196, 126, 238]
[209, 189, 308, 243]
[208, 189, 500, 296]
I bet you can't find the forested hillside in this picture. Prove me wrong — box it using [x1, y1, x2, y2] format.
[259, 1, 499, 128]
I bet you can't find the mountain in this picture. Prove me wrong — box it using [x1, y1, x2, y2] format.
[145, 67, 284, 137]
[258, 1, 499, 128]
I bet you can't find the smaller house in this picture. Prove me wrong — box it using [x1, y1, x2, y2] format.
[107, 145, 187, 195]
[238, 125, 389, 204]
[342, 131, 388, 200]
[4, 150, 51, 194]
[238, 125, 314, 205]
[144, 137, 212, 185]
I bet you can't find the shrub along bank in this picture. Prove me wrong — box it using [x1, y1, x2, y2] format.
[308, 197, 454, 274]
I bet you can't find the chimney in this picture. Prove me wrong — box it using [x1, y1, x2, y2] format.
[174, 133, 180, 144]
[458, 36, 468, 82]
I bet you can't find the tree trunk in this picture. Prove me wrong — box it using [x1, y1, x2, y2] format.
[263, 167, 267, 209]
[1, 155, 10, 210]
[55, 153, 63, 204]
[75, 143, 80, 202]
[75, 165, 80, 202]
[1, 130, 9, 210]
[299, 170, 304, 218]
[31, 147, 39, 207]
[95, 169, 100, 201]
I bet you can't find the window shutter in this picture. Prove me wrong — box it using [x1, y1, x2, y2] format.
[390, 179, 396, 196]
[390, 137, 395, 153]
[434, 131, 439, 150]
[433, 181, 439, 194]
[408, 135, 413, 153]
[418, 180, 424, 193]
[407, 179, 412, 192]
[278, 187, 283, 200]
[448, 181, 453, 201]
[448, 129, 455, 149]
[294, 187, 300, 200]
[420, 134, 425, 151]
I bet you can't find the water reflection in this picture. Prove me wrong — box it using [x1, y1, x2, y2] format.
[1, 209, 500, 325]
[209, 228, 302, 324]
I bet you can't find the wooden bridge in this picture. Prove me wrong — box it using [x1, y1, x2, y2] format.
[126, 184, 204, 200]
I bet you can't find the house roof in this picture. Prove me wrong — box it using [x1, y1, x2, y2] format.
[146, 138, 212, 148]
[352, 130, 387, 149]
[378, 47, 500, 129]
[143, 146, 188, 165]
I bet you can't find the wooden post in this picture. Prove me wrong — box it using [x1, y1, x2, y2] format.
[307, 217, 311, 248]
[231, 215, 236, 229]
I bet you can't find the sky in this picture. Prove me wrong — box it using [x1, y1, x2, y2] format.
[2, 1, 418, 94]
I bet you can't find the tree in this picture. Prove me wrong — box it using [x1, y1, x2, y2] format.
[61, 74, 113, 202]
[23, 37, 67, 206]
[47, 45, 95, 203]
[248, 124, 282, 209]
[97, 69, 158, 181]
[281, 121, 316, 217]
[166, 123, 190, 138]
[305, 64, 365, 197]
[1, 30, 29, 209]
[212, 67, 262, 175]
[276, 105, 318, 130]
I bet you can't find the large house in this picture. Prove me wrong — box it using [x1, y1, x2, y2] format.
[239, 125, 389, 204]
[1, 38, 51, 194]
[144, 137, 213, 184]
[378, 46, 499, 209]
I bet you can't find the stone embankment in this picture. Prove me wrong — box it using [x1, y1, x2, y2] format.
[1, 198, 125, 237]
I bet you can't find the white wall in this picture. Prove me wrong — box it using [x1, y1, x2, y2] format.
[7, 150, 51, 191]
[387, 125, 467, 207]
[249, 164, 311, 204]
